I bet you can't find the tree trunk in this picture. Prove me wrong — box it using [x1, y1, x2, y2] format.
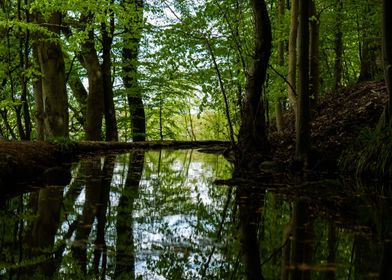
[358, 0, 383, 82]
[325, 223, 337, 280]
[333, 0, 343, 90]
[237, 0, 272, 168]
[275, 99, 284, 134]
[277, 0, 285, 66]
[29, 187, 65, 277]
[32, 46, 45, 140]
[382, 0, 392, 124]
[71, 158, 103, 274]
[115, 150, 145, 279]
[101, 19, 118, 141]
[276, 0, 285, 133]
[35, 12, 69, 139]
[121, 0, 146, 142]
[290, 199, 314, 280]
[309, 1, 320, 107]
[281, 223, 292, 280]
[81, 15, 105, 141]
[287, 0, 298, 114]
[295, 0, 311, 164]
[237, 187, 264, 280]
[93, 155, 114, 276]
[18, 1, 31, 140]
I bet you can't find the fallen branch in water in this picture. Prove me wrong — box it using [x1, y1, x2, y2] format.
[0, 140, 231, 192]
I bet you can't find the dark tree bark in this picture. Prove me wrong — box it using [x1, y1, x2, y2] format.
[309, 0, 320, 107]
[277, 0, 285, 66]
[93, 155, 115, 277]
[382, 0, 392, 124]
[275, 0, 285, 133]
[287, 0, 298, 114]
[237, 0, 272, 168]
[35, 12, 69, 139]
[114, 150, 145, 279]
[29, 187, 65, 277]
[80, 14, 105, 141]
[353, 236, 381, 279]
[101, 17, 118, 141]
[280, 223, 292, 280]
[17, 0, 31, 140]
[289, 199, 314, 280]
[71, 158, 103, 274]
[32, 46, 44, 140]
[333, 0, 343, 90]
[295, 0, 311, 164]
[121, 0, 146, 142]
[237, 187, 264, 280]
[325, 223, 337, 280]
[358, 0, 383, 82]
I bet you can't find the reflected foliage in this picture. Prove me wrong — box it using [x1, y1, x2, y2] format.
[0, 151, 392, 279]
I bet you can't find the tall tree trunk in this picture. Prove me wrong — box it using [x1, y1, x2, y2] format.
[382, 0, 392, 124]
[275, 0, 285, 133]
[333, 0, 343, 90]
[121, 0, 146, 142]
[101, 18, 118, 141]
[115, 150, 145, 279]
[287, 0, 298, 114]
[72, 159, 103, 275]
[18, 0, 31, 139]
[237, 187, 265, 280]
[93, 155, 115, 277]
[280, 223, 292, 280]
[290, 199, 314, 280]
[237, 0, 272, 168]
[81, 15, 105, 141]
[358, 0, 382, 82]
[295, 0, 311, 164]
[32, 46, 44, 140]
[309, 1, 320, 107]
[35, 11, 69, 139]
[277, 0, 285, 66]
[325, 223, 337, 280]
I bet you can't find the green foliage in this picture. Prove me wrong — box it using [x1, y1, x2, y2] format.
[339, 127, 392, 178]
[47, 136, 78, 153]
[0, 0, 389, 146]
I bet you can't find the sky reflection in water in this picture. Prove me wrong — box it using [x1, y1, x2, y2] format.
[0, 149, 391, 279]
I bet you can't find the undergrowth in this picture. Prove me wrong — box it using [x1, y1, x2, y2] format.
[47, 137, 78, 153]
[339, 127, 392, 179]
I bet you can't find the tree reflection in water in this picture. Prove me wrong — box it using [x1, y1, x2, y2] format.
[0, 150, 391, 279]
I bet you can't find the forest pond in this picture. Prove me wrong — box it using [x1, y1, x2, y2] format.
[0, 149, 391, 279]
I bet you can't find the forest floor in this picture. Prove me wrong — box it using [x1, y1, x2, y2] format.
[270, 81, 388, 171]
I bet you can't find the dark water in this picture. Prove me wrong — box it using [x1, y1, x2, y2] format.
[0, 149, 391, 279]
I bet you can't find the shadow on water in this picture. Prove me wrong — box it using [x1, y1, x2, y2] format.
[0, 149, 391, 279]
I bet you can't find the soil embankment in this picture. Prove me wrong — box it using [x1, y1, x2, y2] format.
[270, 81, 388, 169]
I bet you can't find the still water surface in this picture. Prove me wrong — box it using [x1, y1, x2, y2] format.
[0, 149, 390, 279]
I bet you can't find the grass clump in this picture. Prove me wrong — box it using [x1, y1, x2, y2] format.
[339, 127, 392, 179]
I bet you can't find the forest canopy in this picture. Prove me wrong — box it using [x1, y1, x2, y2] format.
[0, 0, 389, 151]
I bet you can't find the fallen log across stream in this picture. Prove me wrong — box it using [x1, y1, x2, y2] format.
[0, 140, 231, 195]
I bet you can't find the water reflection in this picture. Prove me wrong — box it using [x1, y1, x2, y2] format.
[0, 150, 391, 279]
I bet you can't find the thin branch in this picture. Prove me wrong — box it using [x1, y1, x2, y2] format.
[268, 63, 297, 97]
